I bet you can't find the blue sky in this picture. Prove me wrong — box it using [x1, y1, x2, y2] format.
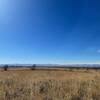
[0, 0, 100, 64]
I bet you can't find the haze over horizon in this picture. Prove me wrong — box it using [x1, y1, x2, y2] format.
[0, 0, 100, 64]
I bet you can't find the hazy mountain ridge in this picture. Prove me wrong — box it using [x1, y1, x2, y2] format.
[0, 64, 100, 68]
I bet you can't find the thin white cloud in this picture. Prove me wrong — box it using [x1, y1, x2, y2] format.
[97, 50, 100, 53]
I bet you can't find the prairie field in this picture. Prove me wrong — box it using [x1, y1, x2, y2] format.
[0, 69, 100, 100]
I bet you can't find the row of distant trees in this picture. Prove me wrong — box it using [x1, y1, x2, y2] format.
[2, 64, 36, 71]
[2, 64, 100, 71]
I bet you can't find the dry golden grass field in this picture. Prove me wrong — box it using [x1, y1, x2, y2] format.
[0, 69, 100, 100]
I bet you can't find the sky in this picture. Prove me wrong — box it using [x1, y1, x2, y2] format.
[0, 0, 100, 64]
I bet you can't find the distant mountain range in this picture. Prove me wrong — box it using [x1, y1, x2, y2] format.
[0, 64, 100, 68]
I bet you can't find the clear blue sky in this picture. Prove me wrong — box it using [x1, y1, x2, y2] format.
[0, 0, 100, 64]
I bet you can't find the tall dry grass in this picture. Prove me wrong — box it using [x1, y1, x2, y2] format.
[0, 69, 100, 100]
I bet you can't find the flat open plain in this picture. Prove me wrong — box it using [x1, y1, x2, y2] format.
[0, 69, 100, 100]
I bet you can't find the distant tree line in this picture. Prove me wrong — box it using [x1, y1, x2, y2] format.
[2, 64, 100, 71]
[2, 64, 37, 71]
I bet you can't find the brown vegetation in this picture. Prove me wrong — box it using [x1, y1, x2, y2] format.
[0, 69, 100, 100]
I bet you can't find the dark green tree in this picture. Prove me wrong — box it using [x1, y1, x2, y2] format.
[3, 65, 8, 71]
[31, 64, 36, 70]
